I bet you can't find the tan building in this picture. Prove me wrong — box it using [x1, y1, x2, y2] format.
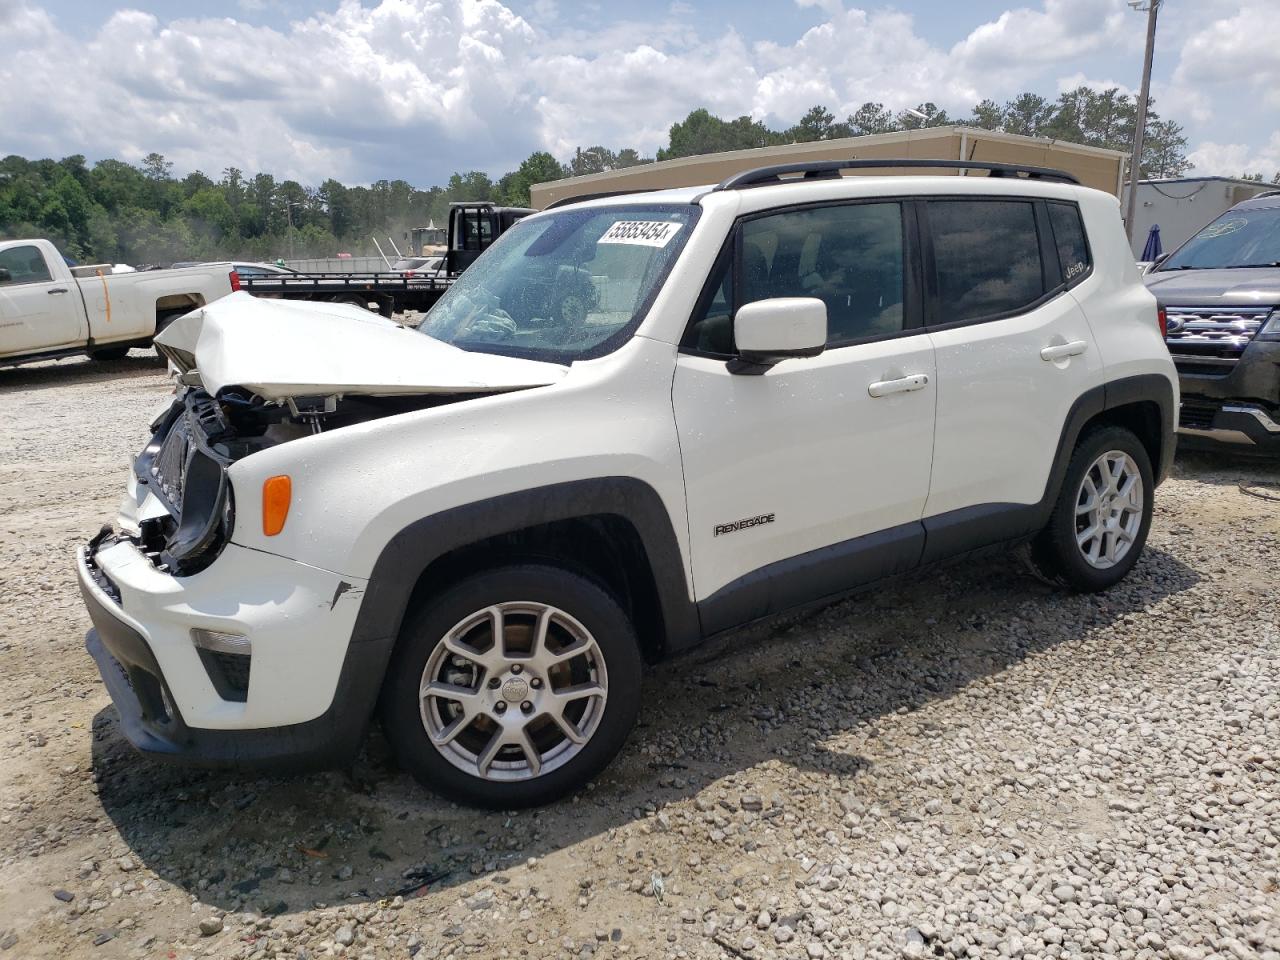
[530, 126, 1129, 209]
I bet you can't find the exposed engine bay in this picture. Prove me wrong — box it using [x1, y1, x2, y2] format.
[134, 386, 473, 576]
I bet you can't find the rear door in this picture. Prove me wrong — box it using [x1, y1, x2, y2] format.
[0, 243, 86, 356]
[921, 197, 1104, 556]
[673, 199, 936, 632]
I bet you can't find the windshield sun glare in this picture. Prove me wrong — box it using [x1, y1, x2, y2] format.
[419, 205, 698, 363]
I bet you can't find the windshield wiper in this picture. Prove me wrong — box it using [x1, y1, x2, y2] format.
[1219, 262, 1280, 269]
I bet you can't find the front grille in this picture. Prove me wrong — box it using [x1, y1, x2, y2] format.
[1179, 404, 1217, 431]
[1165, 306, 1271, 375]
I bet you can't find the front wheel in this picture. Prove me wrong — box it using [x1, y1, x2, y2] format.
[381, 565, 642, 808]
[1029, 425, 1154, 592]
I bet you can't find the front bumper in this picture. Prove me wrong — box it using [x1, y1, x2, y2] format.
[78, 533, 391, 768]
[1173, 339, 1280, 454]
[1177, 402, 1280, 453]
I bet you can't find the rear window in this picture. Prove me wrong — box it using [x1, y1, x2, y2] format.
[928, 200, 1044, 323]
[1047, 202, 1091, 287]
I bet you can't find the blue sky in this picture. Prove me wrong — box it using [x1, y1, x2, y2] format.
[4, 1, 1278, 186]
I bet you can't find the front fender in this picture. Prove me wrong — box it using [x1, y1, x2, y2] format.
[347, 477, 701, 657]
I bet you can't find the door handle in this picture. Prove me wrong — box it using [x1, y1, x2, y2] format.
[1040, 340, 1087, 362]
[868, 373, 930, 398]
[47, 287, 69, 295]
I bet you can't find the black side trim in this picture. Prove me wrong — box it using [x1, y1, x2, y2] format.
[351, 478, 700, 655]
[698, 521, 925, 638]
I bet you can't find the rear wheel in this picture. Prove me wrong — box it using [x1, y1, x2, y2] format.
[1029, 425, 1154, 592]
[381, 565, 642, 807]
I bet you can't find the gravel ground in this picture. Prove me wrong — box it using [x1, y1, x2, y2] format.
[1, 349, 1278, 960]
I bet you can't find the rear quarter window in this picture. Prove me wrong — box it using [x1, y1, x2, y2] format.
[1047, 202, 1091, 288]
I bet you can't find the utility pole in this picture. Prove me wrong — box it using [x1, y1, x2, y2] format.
[286, 201, 300, 261]
[1124, 0, 1161, 244]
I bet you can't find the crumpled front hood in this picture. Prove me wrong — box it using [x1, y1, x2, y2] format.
[1144, 268, 1280, 306]
[155, 291, 568, 400]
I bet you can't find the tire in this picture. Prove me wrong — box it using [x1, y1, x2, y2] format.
[1029, 425, 1154, 592]
[91, 346, 131, 362]
[380, 565, 642, 808]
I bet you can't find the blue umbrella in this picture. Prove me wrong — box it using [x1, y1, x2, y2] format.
[1141, 224, 1163, 261]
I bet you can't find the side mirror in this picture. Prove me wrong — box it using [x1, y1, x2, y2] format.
[0, 267, 10, 283]
[732, 297, 827, 368]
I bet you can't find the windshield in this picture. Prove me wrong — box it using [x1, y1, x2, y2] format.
[1160, 205, 1280, 270]
[418, 204, 698, 362]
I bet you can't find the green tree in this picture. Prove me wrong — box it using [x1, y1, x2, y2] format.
[1142, 119, 1190, 179]
[141, 152, 172, 181]
[657, 108, 777, 160]
[569, 146, 617, 176]
[1000, 93, 1053, 137]
[969, 99, 1003, 130]
[613, 148, 652, 168]
[788, 105, 845, 142]
[496, 151, 565, 207]
[848, 102, 897, 135]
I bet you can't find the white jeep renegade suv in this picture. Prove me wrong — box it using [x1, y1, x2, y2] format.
[78, 159, 1177, 807]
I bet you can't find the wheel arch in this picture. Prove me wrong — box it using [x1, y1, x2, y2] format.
[349, 478, 700, 668]
[155, 292, 207, 326]
[1043, 373, 1175, 513]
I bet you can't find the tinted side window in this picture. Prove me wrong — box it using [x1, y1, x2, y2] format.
[741, 203, 904, 345]
[0, 245, 53, 286]
[1047, 202, 1091, 287]
[929, 200, 1043, 323]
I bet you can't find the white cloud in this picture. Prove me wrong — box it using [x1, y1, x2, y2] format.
[1188, 132, 1280, 180]
[1169, 0, 1280, 116]
[1054, 73, 1135, 99]
[0, 0, 1270, 187]
[950, 0, 1129, 82]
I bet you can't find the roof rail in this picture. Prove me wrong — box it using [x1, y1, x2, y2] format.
[714, 158, 1080, 191]
[544, 189, 645, 210]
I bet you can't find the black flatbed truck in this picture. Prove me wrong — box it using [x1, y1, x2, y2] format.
[240, 202, 533, 317]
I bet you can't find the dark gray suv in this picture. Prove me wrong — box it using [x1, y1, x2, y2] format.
[1145, 192, 1280, 454]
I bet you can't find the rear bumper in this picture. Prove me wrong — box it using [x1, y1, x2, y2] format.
[1177, 402, 1280, 453]
[78, 534, 392, 769]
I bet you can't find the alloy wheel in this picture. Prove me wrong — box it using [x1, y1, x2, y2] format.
[1074, 449, 1144, 570]
[419, 601, 609, 781]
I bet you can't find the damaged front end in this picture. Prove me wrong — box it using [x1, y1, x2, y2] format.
[133, 386, 456, 576]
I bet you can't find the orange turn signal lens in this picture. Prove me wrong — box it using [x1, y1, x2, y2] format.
[262, 475, 291, 536]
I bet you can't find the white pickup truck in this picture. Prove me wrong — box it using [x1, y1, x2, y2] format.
[0, 239, 238, 368]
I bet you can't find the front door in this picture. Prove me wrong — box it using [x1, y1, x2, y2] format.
[0, 244, 84, 356]
[672, 200, 936, 633]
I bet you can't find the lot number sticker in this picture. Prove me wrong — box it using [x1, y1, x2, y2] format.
[598, 220, 683, 247]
